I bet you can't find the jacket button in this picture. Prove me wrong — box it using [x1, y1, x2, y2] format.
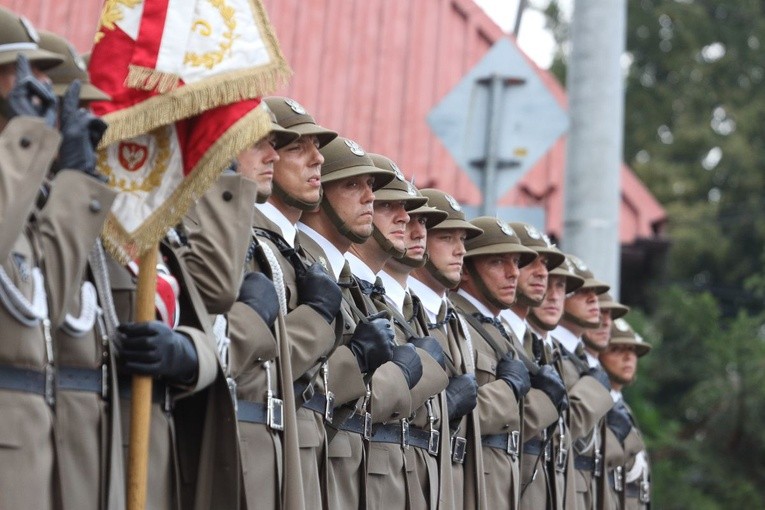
[20, 137, 31, 148]
[222, 191, 233, 201]
[89, 199, 102, 213]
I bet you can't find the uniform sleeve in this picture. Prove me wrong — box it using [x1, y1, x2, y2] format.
[567, 375, 614, 440]
[326, 345, 366, 405]
[408, 347, 449, 411]
[522, 388, 560, 438]
[182, 174, 259, 314]
[285, 304, 337, 379]
[227, 302, 278, 378]
[176, 324, 218, 392]
[476, 379, 521, 435]
[370, 361, 412, 422]
[37, 171, 116, 327]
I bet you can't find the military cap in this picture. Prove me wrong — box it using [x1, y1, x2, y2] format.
[464, 217, 537, 267]
[419, 189, 483, 238]
[319, 137, 395, 191]
[38, 31, 110, 101]
[260, 101, 300, 150]
[406, 187, 447, 229]
[549, 259, 585, 294]
[368, 153, 427, 211]
[509, 222, 565, 270]
[598, 292, 630, 320]
[263, 96, 336, 148]
[609, 318, 651, 357]
[0, 8, 64, 69]
[562, 254, 610, 295]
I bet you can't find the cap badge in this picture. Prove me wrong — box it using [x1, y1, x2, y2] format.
[497, 220, 515, 237]
[569, 255, 588, 272]
[524, 224, 542, 240]
[284, 98, 306, 114]
[344, 139, 366, 156]
[614, 318, 630, 332]
[390, 162, 405, 181]
[634, 333, 644, 343]
[564, 258, 577, 274]
[19, 16, 40, 43]
[406, 182, 417, 196]
[445, 194, 461, 211]
[541, 233, 555, 248]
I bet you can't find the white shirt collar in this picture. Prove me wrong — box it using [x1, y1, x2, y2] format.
[378, 270, 406, 312]
[552, 325, 580, 355]
[297, 222, 346, 281]
[255, 201, 297, 247]
[456, 288, 497, 319]
[345, 252, 377, 284]
[500, 309, 527, 344]
[585, 351, 600, 368]
[610, 389, 622, 403]
[408, 277, 444, 323]
[531, 327, 554, 350]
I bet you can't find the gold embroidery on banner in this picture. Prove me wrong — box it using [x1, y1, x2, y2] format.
[97, 126, 172, 193]
[184, 0, 238, 69]
[94, 0, 142, 44]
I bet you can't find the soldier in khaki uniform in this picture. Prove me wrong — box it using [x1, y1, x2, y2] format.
[408, 189, 486, 510]
[550, 255, 616, 510]
[0, 11, 117, 508]
[582, 292, 630, 364]
[599, 319, 652, 510]
[181, 104, 306, 509]
[450, 217, 565, 510]
[364, 155, 450, 510]
[297, 136, 399, 509]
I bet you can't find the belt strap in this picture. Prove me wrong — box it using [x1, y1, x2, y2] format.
[482, 431, 520, 456]
[58, 366, 104, 395]
[338, 412, 371, 439]
[237, 400, 268, 424]
[370, 421, 409, 448]
[409, 426, 438, 456]
[302, 391, 328, 415]
[575, 454, 595, 471]
[523, 437, 544, 456]
[0, 364, 46, 396]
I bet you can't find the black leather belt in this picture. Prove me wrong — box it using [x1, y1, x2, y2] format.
[302, 391, 328, 415]
[58, 366, 104, 395]
[237, 400, 268, 424]
[523, 437, 544, 456]
[0, 364, 46, 396]
[370, 421, 409, 447]
[409, 426, 439, 456]
[575, 454, 596, 471]
[482, 431, 520, 456]
[338, 411, 371, 439]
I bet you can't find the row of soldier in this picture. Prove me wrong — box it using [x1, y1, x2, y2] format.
[0, 7, 651, 510]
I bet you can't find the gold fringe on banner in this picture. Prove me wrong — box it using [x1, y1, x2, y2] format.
[126, 65, 181, 93]
[101, 105, 272, 263]
[99, 61, 290, 147]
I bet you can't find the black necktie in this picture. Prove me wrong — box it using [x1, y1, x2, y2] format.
[472, 313, 511, 341]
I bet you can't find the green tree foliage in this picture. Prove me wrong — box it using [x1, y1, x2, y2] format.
[540, 0, 765, 505]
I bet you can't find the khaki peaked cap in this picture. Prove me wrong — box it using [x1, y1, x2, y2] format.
[509, 221, 565, 270]
[0, 7, 63, 69]
[419, 189, 482, 238]
[38, 31, 110, 101]
[562, 254, 610, 295]
[319, 137, 395, 191]
[598, 292, 630, 320]
[264, 96, 337, 148]
[368, 153, 427, 211]
[609, 318, 651, 356]
[465, 217, 537, 267]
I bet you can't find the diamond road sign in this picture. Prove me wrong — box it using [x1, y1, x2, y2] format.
[428, 38, 569, 208]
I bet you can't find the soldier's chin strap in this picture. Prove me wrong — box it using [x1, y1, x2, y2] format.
[424, 258, 459, 290]
[527, 310, 557, 332]
[272, 181, 322, 211]
[399, 251, 428, 268]
[581, 333, 606, 352]
[516, 288, 544, 308]
[463, 258, 512, 312]
[371, 225, 406, 259]
[320, 197, 370, 244]
[562, 310, 600, 330]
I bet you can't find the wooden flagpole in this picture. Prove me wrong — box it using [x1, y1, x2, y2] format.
[127, 245, 158, 510]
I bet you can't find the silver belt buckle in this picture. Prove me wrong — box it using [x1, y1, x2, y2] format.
[363, 411, 372, 441]
[268, 395, 284, 431]
[428, 429, 440, 457]
[324, 391, 335, 423]
[227, 377, 238, 413]
[507, 430, 520, 458]
[45, 364, 55, 407]
[639, 479, 650, 503]
[594, 449, 603, 478]
[101, 363, 109, 399]
[451, 436, 467, 464]
[555, 444, 568, 473]
[613, 466, 624, 492]
[401, 419, 410, 449]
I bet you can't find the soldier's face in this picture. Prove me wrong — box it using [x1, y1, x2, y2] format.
[237, 134, 279, 197]
[273, 135, 323, 204]
[374, 200, 410, 253]
[426, 228, 467, 283]
[404, 214, 428, 262]
[565, 288, 600, 324]
[517, 254, 548, 303]
[583, 309, 613, 351]
[599, 344, 637, 385]
[465, 253, 521, 308]
[532, 274, 567, 328]
[323, 173, 375, 237]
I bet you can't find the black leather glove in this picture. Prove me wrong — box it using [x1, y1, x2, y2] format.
[237, 272, 280, 328]
[496, 352, 531, 400]
[348, 312, 395, 373]
[116, 321, 198, 385]
[409, 335, 446, 369]
[391, 343, 423, 389]
[55, 80, 108, 179]
[445, 374, 478, 423]
[588, 366, 612, 390]
[1, 55, 57, 127]
[606, 401, 633, 443]
[296, 262, 342, 324]
[530, 364, 569, 411]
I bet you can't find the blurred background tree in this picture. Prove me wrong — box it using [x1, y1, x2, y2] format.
[543, 1, 765, 506]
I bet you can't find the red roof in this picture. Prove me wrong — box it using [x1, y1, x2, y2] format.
[10, 0, 666, 243]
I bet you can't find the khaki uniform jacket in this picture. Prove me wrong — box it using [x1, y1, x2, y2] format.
[182, 174, 303, 510]
[108, 240, 224, 510]
[250, 208, 337, 509]
[622, 403, 650, 510]
[0, 118, 115, 510]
